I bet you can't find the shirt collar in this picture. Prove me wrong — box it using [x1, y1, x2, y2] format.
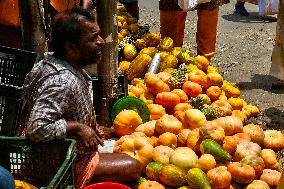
[44, 52, 92, 82]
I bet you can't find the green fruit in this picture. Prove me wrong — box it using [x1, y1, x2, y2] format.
[145, 162, 163, 181]
[159, 164, 187, 188]
[200, 139, 232, 162]
[187, 168, 211, 189]
[197, 94, 211, 105]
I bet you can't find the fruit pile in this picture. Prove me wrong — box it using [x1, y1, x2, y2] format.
[113, 5, 284, 189]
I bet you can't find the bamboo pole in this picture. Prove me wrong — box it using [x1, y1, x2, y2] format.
[96, 0, 119, 127]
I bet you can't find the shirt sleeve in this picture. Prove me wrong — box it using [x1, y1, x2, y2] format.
[26, 74, 72, 142]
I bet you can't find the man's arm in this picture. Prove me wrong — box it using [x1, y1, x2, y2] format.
[26, 82, 69, 142]
[26, 78, 103, 150]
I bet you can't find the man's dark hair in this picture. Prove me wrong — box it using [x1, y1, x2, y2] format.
[51, 7, 96, 58]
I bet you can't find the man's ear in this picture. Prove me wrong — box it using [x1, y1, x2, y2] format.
[64, 41, 79, 56]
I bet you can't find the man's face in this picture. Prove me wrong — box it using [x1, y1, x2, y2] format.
[77, 20, 105, 66]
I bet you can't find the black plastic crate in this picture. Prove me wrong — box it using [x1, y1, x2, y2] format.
[0, 85, 22, 136]
[0, 136, 76, 189]
[0, 45, 38, 136]
[0, 45, 38, 87]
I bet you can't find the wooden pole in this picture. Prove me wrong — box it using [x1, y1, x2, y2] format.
[18, 0, 51, 57]
[96, 0, 119, 127]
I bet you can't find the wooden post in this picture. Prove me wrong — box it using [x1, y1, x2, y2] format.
[18, 0, 51, 56]
[96, 0, 119, 127]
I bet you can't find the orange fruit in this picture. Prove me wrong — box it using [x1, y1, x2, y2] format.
[182, 81, 203, 98]
[138, 180, 165, 189]
[158, 132, 177, 149]
[206, 86, 222, 101]
[194, 55, 210, 71]
[118, 61, 131, 73]
[113, 110, 143, 137]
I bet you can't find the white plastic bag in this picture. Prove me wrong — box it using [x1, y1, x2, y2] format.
[178, 0, 198, 11]
[258, 0, 279, 16]
[178, 0, 211, 11]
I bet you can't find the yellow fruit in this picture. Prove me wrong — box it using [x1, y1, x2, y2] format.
[15, 180, 38, 189]
[158, 37, 174, 52]
[123, 43, 137, 60]
[194, 55, 209, 71]
[120, 29, 129, 38]
[117, 15, 127, 24]
[117, 21, 122, 31]
[118, 61, 131, 73]
[118, 33, 124, 42]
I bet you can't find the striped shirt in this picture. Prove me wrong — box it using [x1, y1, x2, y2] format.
[23, 52, 94, 143]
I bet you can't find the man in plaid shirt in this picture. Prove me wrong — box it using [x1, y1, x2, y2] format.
[23, 7, 142, 188]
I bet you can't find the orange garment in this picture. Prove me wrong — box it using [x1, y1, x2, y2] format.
[50, 0, 81, 13]
[0, 0, 21, 48]
[76, 152, 100, 189]
[160, 10, 187, 47]
[0, 0, 20, 27]
[196, 7, 219, 60]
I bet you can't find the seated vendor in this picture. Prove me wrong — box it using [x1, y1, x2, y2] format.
[23, 7, 142, 188]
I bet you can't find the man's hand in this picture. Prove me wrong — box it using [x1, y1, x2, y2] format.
[77, 124, 104, 151]
[66, 121, 104, 152]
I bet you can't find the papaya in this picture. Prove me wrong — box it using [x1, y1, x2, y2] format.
[158, 37, 174, 52]
[186, 168, 211, 189]
[139, 47, 159, 57]
[200, 139, 232, 162]
[124, 43, 137, 60]
[128, 54, 152, 80]
[159, 164, 187, 188]
[145, 161, 163, 181]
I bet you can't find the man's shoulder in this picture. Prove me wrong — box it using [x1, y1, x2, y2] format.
[25, 57, 78, 88]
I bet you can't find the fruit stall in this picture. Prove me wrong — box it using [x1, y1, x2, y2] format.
[1, 3, 284, 189]
[108, 4, 284, 189]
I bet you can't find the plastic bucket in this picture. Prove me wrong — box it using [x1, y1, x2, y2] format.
[84, 182, 131, 189]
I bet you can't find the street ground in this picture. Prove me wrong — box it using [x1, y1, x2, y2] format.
[139, 0, 284, 130]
